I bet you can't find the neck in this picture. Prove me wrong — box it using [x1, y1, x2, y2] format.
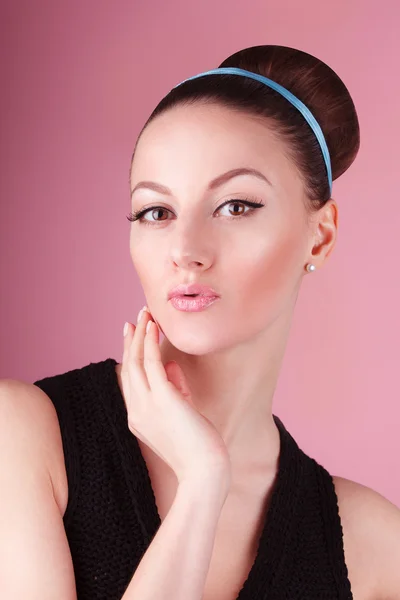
[159, 310, 293, 470]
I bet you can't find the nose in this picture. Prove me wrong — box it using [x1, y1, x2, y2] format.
[171, 252, 212, 271]
[169, 228, 213, 271]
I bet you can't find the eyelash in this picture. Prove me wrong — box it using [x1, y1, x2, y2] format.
[126, 197, 265, 225]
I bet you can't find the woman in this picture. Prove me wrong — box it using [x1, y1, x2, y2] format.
[1, 45, 399, 600]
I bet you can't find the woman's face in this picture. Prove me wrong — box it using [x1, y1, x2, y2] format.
[129, 102, 312, 355]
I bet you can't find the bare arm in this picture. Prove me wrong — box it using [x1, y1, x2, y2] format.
[0, 379, 77, 600]
[121, 471, 229, 600]
[0, 378, 228, 600]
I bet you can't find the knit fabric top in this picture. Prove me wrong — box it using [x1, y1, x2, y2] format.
[33, 357, 353, 600]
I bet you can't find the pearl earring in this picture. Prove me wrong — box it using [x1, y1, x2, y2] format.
[306, 263, 316, 273]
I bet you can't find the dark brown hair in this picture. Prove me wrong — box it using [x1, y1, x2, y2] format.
[131, 45, 360, 213]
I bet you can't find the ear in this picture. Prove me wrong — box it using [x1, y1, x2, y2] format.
[309, 198, 338, 264]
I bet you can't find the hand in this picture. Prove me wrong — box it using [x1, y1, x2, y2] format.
[120, 308, 231, 487]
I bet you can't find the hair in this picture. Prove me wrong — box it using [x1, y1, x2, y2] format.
[131, 45, 360, 214]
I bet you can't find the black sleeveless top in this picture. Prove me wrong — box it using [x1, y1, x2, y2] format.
[33, 357, 353, 599]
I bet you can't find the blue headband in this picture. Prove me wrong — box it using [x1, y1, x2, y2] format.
[172, 67, 332, 195]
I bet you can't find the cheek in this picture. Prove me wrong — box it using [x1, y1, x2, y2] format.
[130, 245, 167, 333]
[129, 221, 306, 337]
[231, 230, 304, 316]
[130, 237, 164, 303]
[130, 231, 163, 279]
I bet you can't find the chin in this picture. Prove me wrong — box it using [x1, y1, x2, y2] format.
[162, 328, 230, 356]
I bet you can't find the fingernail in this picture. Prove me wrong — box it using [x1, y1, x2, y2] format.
[137, 305, 149, 324]
[123, 322, 129, 337]
[146, 320, 152, 334]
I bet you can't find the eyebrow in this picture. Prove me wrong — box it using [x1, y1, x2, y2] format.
[130, 167, 272, 197]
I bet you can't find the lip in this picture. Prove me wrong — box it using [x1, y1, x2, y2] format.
[167, 283, 219, 300]
[170, 295, 219, 312]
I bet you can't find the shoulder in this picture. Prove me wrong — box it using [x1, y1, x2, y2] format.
[333, 475, 400, 600]
[0, 378, 68, 517]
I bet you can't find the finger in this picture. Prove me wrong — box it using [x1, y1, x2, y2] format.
[129, 306, 150, 363]
[121, 321, 135, 375]
[165, 361, 192, 401]
[121, 321, 149, 431]
[127, 306, 152, 393]
[143, 319, 170, 393]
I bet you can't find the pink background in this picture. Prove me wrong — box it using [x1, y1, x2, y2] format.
[1, 1, 399, 506]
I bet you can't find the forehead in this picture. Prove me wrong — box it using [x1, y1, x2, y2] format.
[130, 103, 303, 197]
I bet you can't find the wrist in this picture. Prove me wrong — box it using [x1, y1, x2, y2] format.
[178, 466, 231, 503]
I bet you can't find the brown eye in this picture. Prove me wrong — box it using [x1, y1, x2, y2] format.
[226, 202, 246, 216]
[127, 206, 171, 223]
[126, 198, 265, 225]
[217, 198, 264, 218]
[147, 207, 169, 222]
